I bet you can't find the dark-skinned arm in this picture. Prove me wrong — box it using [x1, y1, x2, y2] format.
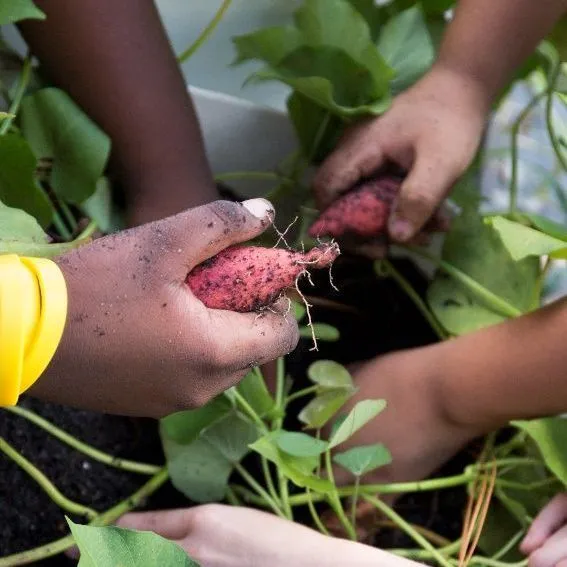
[19, 0, 218, 226]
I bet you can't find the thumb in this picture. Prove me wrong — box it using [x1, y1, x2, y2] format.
[117, 509, 197, 541]
[521, 494, 567, 555]
[388, 150, 459, 242]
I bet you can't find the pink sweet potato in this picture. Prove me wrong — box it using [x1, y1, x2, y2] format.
[309, 176, 401, 239]
[186, 243, 340, 312]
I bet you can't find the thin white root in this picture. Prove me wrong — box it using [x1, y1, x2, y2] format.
[295, 272, 318, 352]
[273, 216, 299, 249]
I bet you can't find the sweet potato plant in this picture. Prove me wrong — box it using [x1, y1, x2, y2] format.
[2, 0, 567, 565]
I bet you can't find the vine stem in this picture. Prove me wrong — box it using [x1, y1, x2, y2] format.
[363, 494, 453, 567]
[306, 489, 330, 536]
[286, 470, 475, 506]
[406, 246, 522, 318]
[177, 0, 232, 64]
[233, 463, 286, 519]
[3, 406, 161, 475]
[76, 220, 98, 241]
[285, 385, 319, 405]
[273, 357, 293, 519]
[0, 468, 169, 566]
[324, 450, 357, 540]
[0, 437, 98, 521]
[0, 55, 31, 136]
[509, 90, 546, 213]
[379, 259, 448, 340]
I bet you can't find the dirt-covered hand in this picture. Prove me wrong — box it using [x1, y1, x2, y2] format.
[521, 493, 567, 567]
[314, 64, 489, 242]
[115, 504, 423, 567]
[31, 199, 299, 418]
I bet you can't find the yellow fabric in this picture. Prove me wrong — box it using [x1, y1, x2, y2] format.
[0, 255, 67, 405]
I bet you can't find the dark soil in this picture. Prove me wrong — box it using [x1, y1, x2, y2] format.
[0, 251, 471, 566]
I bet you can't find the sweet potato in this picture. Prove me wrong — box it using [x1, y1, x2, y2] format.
[186, 243, 340, 312]
[309, 176, 400, 239]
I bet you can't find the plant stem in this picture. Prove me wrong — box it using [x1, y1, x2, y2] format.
[0, 468, 169, 566]
[177, 0, 232, 64]
[3, 406, 161, 475]
[392, 539, 462, 561]
[287, 471, 475, 506]
[59, 201, 78, 233]
[233, 463, 286, 519]
[546, 87, 567, 173]
[407, 246, 523, 318]
[325, 450, 357, 540]
[272, 357, 293, 519]
[0, 55, 31, 136]
[76, 220, 98, 241]
[261, 457, 282, 508]
[350, 476, 360, 530]
[363, 494, 453, 567]
[51, 210, 73, 241]
[232, 390, 269, 434]
[379, 259, 448, 339]
[509, 91, 546, 213]
[306, 489, 330, 536]
[491, 529, 525, 561]
[0, 437, 98, 520]
[285, 385, 319, 405]
[462, 558, 528, 567]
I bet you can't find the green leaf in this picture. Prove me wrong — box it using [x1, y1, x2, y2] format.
[67, 519, 198, 567]
[346, 0, 383, 41]
[523, 213, 567, 242]
[80, 178, 123, 234]
[377, 6, 435, 93]
[232, 26, 302, 66]
[0, 134, 53, 227]
[0, 0, 45, 25]
[427, 208, 539, 335]
[293, 0, 391, 92]
[0, 199, 81, 257]
[233, 0, 393, 117]
[286, 92, 344, 163]
[252, 46, 390, 117]
[299, 389, 355, 429]
[21, 88, 111, 204]
[275, 430, 329, 457]
[236, 369, 275, 418]
[513, 418, 567, 486]
[333, 443, 392, 476]
[329, 399, 386, 449]
[490, 216, 567, 260]
[159, 396, 232, 445]
[163, 412, 258, 502]
[250, 434, 334, 493]
[307, 360, 353, 389]
[300, 323, 340, 342]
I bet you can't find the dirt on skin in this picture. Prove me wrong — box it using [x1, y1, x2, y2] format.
[309, 176, 401, 239]
[186, 243, 340, 312]
[0, 251, 472, 566]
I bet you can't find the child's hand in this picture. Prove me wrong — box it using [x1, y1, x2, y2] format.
[33, 199, 299, 418]
[113, 505, 422, 567]
[313, 64, 489, 243]
[521, 493, 567, 567]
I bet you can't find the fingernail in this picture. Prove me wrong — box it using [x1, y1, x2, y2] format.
[242, 198, 275, 220]
[389, 217, 413, 242]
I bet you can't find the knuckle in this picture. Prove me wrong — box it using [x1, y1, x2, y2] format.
[401, 187, 435, 216]
[207, 200, 251, 232]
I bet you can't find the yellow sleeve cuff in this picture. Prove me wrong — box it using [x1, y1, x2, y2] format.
[0, 254, 67, 406]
